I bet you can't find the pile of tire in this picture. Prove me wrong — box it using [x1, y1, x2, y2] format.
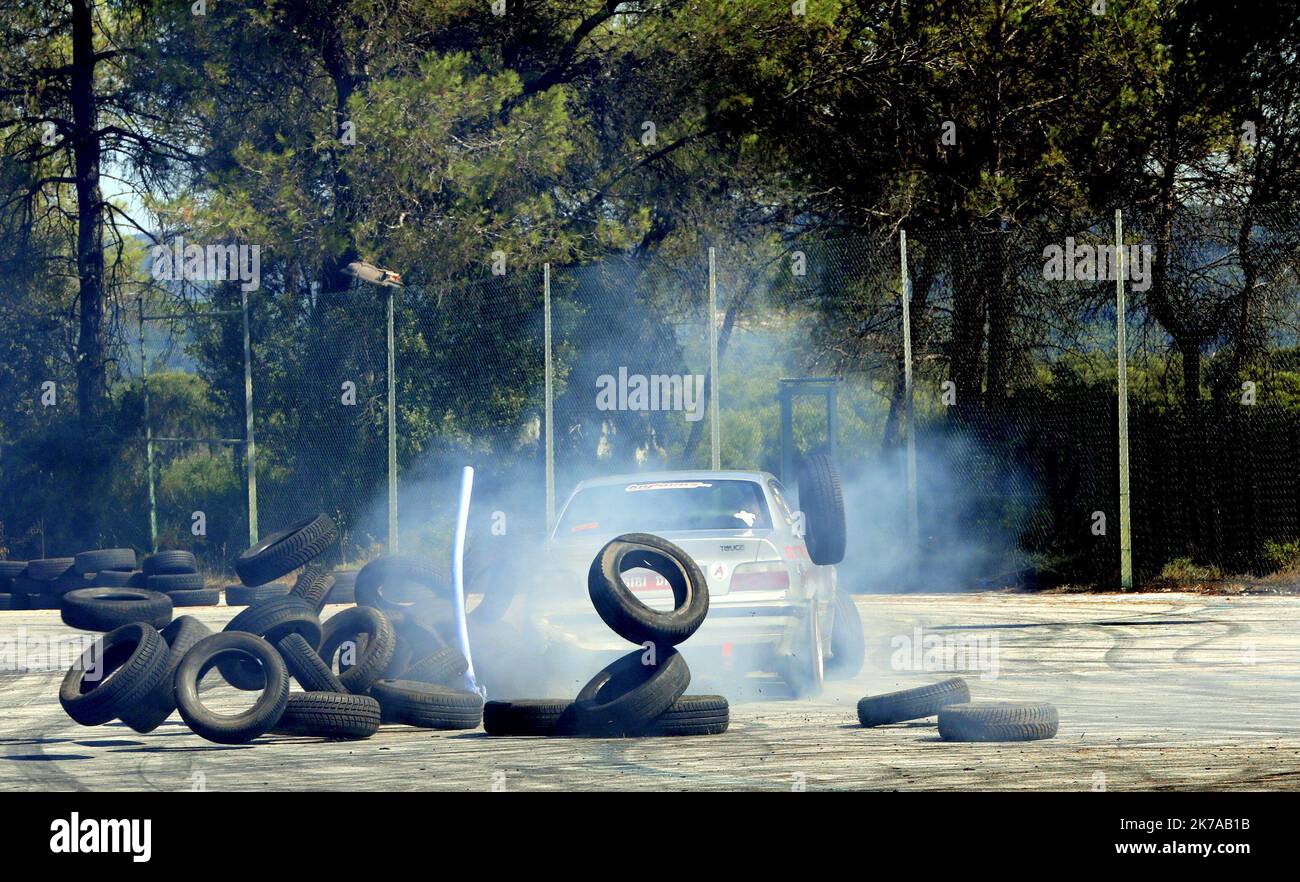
[483, 533, 729, 738]
[57, 514, 483, 743]
[856, 676, 1059, 742]
[0, 548, 219, 616]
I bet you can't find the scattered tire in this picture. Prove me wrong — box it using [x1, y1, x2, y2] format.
[825, 589, 866, 680]
[59, 623, 170, 727]
[119, 616, 213, 733]
[74, 548, 137, 575]
[221, 596, 322, 690]
[167, 588, 221, 607]
[857, 677, 971, 727]
[483, 699, 577, 736]
[318, 606, 397, 694]
[0, 561, 28, 580]
[225, 583, 291, 606]
[571, 648, 691, 737]
[143, 550, 197, 576]
[174, 632, 290, 744]
[587, 534, 709, 647]
[290, 566, 335, 613]
[369, 679, 483, 729]
[27, 557, 75, 581]
[402, 646, 468, 686]
[273, 691, 381, 740]
[277, 632, 345, 693]
[148, 572, 204, 593]
[638, 694, 729, 736]
[93, 569, 143, 588]
[60, 588, 173, 632]
[235, 513, 337, 587]
[938, 702, 1059, 742]
[797, 453, 847, 565]
[355, 555, 448, 619]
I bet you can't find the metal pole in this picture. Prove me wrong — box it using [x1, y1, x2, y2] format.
[241, 288, 258, 545]
[708, 247, 721, 470]
[900, 231, 919, 563]
[387, 286, 398, 553]
[138, 297, 157, 552]
[1116, 209, 1134, 589]
[544, 264, 555, 535]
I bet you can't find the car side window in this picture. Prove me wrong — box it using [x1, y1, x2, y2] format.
[768, 480, 796, 526]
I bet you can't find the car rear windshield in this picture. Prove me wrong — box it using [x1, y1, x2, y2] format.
[557, 480, 772, 535]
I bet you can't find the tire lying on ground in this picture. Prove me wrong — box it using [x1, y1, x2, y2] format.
[174, 632, 290, 744]
[167, 588, 221, 607]
[483, 699, 577, 736]
[143, 550, 197, 576]
[235, 513, 336, 587]
[369, 679, 483, 729]
[224, 583, 290, 606]
[277, 632, 345, 693]
[857, 677, 971, 727]
[147, 572, 204, 593]
[825, 589, 866, 680]
[797, 452, 847, 565]
[587, 534, 709, 648]
[290, 565, 335, 613]
[60, 587, 173, 632]
[273, 691, 381, 740]
[938, 702, 1059, 742]
[27, 557, 75, 581]
[221, 596, 322, 689]
[93, 569, 145, 588]
[401, 646, 468, 686]
[318, 606, 397, 694]
[59, 623, 171, 727]
[120, 615, 213, 733]
[327, 570, 357, 604]
[74, 548, 137, 576]
[638, 694, 730, 736]
[570, 647, 691, 737]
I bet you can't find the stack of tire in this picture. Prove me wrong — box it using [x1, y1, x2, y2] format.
[57, 548, 217, 631]
[856, 677, 1059, 742]
[483, 533, 729, 738]
[140, 550, 218, 608]
[1, 556, 96, 610]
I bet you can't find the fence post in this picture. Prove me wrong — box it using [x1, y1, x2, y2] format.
[241, 288, 258, 545]
[544, 264, 555, 535]
[138, 297, 158, 552]
[708, 247, 720, 470]
[900, 231, 919, 572]
[386, 286, 398, 553]
[1116, 209, 1134, 589]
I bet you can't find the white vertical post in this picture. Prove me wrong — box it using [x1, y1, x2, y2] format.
[241, 287, 258, 545]
[139, 298, 158, 552]
[1116, 209, 1134, 589]
[544, 264, 555, 535]
[708, 247, 720, 470]
[386, 286, 398, 553]
[900, 231, 919, 564]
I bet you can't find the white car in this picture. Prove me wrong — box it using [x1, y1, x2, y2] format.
[520, 465, 863, 695]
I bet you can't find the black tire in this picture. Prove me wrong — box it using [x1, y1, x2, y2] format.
[175, 632, 290, 744]
[60, 588, 173, 632]
[59, 623, 170, 727]
[587, 534, 709, 648]
[93, 569, 142, 588]
[235, 513, 337, 587]
[120, 616, 213, 733]
[148, 572, 204, 592]
[938, 702, 1059, 742]
[49, 573, 95, 595]
[857, 677, 971, 727]
[325, 576, 355, 605]
[483, 700, 577, 736]
[402, 646, 468, 686]
[0, 594, 14, 610]
[290, 565, 335, 613]
[27, 557, 75, 581]
[318, 606, 397, 694]
[273, 692, 381, 740]
[571, 648, 691, 737]
[224, 583, 290, 606]
[143, 550, 197, 576]
[797, 453, 846, 565]
[167, 588, 221, 607]
[74, 548, 137, 575]
[29, 594, 63, 609]
[220, 596, 322, 690]
[466, 556, 519, 624]
[355, 555, 448, 619]
[0, 561, 28, 579]
[369, 679, 483, 729]
[277, 632, 345, 693]
[638, 694, 730, 736]
[825, 589, 866, 680]
[11, 576, 43, 596]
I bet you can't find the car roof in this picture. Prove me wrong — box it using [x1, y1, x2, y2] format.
[569, 470, 778, 491]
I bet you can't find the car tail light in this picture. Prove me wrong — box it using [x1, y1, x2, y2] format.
[730, 561, 789, 592]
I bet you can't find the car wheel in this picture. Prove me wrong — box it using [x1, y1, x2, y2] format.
[781, 603, 824, 698]
[825, 589, 865, 680]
